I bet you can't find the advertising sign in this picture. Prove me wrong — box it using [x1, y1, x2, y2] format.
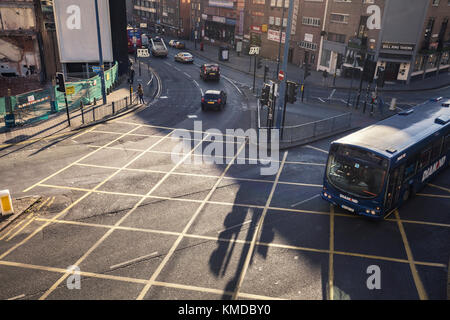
[267, 29, 285, 43]
[53, 0, 113, 63]
[208, 0, 234, 8]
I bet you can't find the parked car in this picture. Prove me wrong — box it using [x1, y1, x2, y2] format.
[200, 63, 220, 81]
[174, 52, 194, 63]
[201, 90, 227, 111]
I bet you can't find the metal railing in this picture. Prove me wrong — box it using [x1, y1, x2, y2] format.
[279, 113, 352, 144]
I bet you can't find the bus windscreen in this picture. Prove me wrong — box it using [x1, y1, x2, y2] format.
[326, 146, 388, 198]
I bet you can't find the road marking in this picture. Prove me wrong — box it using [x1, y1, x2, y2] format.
[305, 145, 329, 154]
[159, 96, 168, 99]
[136, 140, 249, 300]
[427, 183, 450, 194]
[40, 132, 210, 300]
[110, 252, 159, 269]
[188, 115, 198, 119]
[22, 125, 143, 193]
[232, 152, 288, 300]
[193, 80, 203, 95]
[7, 215, 36, 241]
[7, 294, 25, 300]
[328, 205, 335, 300]
[36, 197, 50, 211]
[417, 193, 450, 199]
[183, 72, 191, 78]
[222, 75, 243, 96]
[291, 194, 321, 208]
[395, 209, 428, 300]
[0, 213, 32, 241]
[217, 220, 252, 234]
[38, 130, 175, 300]
[29, 215, 448, 269]
[46, 196, 56, 209]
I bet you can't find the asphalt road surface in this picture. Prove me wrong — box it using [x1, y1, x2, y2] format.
[0, 48, 448, 300]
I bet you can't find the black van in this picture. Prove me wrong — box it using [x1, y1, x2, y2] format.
[200, 64, 220, 81]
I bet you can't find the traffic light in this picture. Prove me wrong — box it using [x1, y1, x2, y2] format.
[303, 63, 311, 80]
[260, 83, 271, 106]
[56, 72, 65, 93]
[257, 57, 262, 69]
[286, 81, 299, 104]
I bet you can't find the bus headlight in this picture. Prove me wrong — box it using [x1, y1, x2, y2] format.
[371, 210, 376, 215]
[366, 209, 370, 214]
[324, 192, 328, 197]
[328, 195, 331, 199]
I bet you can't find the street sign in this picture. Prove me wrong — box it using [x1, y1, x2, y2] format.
[137, 48, 150, 58]
[278, 70, 285, 81]
[249, 46, 260, 55]
[66, 86, 75, 95]
[92, 66, 101, 73]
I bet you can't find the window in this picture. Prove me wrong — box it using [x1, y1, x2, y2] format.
[432, 0, 440, 6]
[327, 32, 346, 43]
[320, 49, 331, 67]
[444, 134, 450, 152]
[418, 148, 431, 169]
[431, 138, 443, 160]
[334, 0, 352, 2]
[363, 0, 374, 3]
[299, 41, 318, 50]
[330, 13, 349, 24]
[404, 160, 417, 181]
[302, 16, 321, 27]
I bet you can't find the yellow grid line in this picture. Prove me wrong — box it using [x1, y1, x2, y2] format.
[427, 183, 450, 194]
[35, 182, 450, 229]
[395, 210, 428, 300]
[136, 140, 249, 300]
[39, 131, 211, 300]
[232, 152, 288, 300]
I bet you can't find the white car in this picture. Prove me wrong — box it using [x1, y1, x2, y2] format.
[169, 40, 177, 47]
[174, 52, 194, 63]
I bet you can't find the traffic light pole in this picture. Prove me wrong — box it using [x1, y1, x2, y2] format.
[94, 0, 107, 105]
[281, 86, 288, 139]
[253, 55, 257, 93]
[275, 0, 294, 131]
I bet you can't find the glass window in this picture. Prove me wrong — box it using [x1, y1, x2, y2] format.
[418, 149, 431, 169]
[320, 49, 331, 67]
[326, 154, 387, 198]
[431, 139, 443, 160]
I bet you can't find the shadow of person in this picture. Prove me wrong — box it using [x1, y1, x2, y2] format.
[208, 181, 275, 299]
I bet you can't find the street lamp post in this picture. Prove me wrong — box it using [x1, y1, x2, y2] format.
[94, 0, 107, 105]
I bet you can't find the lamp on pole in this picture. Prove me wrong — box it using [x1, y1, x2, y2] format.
[94, 0, 107, 105]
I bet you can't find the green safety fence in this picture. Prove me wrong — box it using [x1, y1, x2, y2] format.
[1, 62, 119, 125]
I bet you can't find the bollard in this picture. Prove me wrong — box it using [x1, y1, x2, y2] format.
[112, 101, 115, 114]
[125, 96, 128, 108]
[93, 106, 96, 122]
[0, 190, 14, 215]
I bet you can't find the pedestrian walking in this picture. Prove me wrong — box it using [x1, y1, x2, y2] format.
[137, 84, 145, 104]
[322, 70, 328, 87]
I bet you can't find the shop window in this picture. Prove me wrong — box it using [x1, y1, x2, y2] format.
[441, 52, 450, 65]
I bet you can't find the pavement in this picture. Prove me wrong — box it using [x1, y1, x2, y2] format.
[0, 50, 448, 300]
[173, 37, 450, 93]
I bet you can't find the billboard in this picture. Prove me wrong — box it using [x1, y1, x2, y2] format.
[53, 0, 113, 63]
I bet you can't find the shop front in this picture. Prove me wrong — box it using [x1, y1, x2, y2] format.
[204, 16, 236, 46]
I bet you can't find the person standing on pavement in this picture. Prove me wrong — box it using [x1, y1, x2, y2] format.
[137, 83, 145, 104]
[129, 67, 135, 84]
[322, 70, 328, 87]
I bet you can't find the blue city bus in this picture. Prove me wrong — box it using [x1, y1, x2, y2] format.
[321, 98, 450, 219]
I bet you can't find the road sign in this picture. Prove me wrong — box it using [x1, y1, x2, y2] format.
[66, 86, 75, 95]
[137, 48, 150, 58]
[249, 46, 260, 55]
[92, 66, 101, 73]
[278, 70, 285, 81]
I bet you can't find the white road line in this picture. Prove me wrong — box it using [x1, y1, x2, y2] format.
[7, 294, 25, 300]
[110, 252, 159, 270]
[163, 61, 171, 66]
[222, 75, 243, 95]
[305, 145, 329, 154]
[192, 80, 203, 95]
[160, 96, 168, 99]
[291, 194, 320, 208]
[188, 115, 198, 119]
[183, 72, 191, 78]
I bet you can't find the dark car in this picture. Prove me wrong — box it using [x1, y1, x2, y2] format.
[201, 90, 227, 111]
[200, 63, 220, 81]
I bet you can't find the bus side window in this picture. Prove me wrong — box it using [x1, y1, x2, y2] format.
[404, 160, 416, 181]
[444, 134, 450, 153]
[418, 148, 431, 170]
[430, 138, 443, 161]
